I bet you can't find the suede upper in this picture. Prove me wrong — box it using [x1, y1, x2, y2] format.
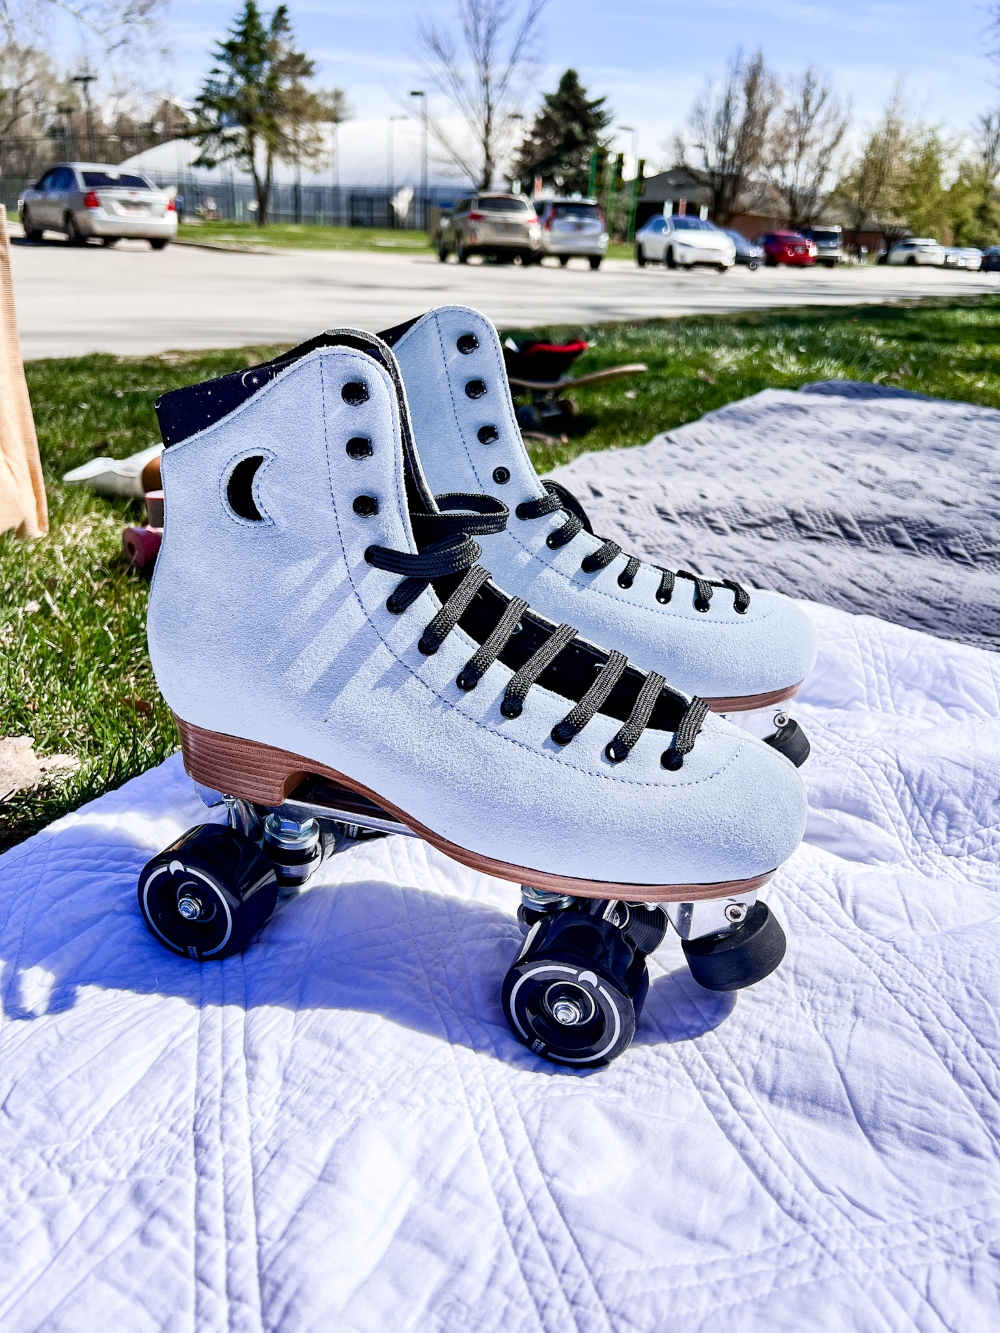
[148, 340, 807, 886]
[391, 305, 819, 701]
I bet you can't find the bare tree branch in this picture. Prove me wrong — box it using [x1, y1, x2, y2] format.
[767, 67, 850, 228]
[416, 0, 547, 188]
[688, 49, 780, 224]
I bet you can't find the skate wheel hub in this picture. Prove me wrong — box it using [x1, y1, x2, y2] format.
[176, 892, 207, 921]
[544, 982, 596, 1028]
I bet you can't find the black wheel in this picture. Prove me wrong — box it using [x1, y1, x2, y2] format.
[65, 214, 85, 246]
[150, 238, 169, 250]
[457, 242, 470, 264]
[558, 255, 569, 267]
[906, 255, 917, 267]
[102, 236, 118, 247]
[636, 245, 646, 267]
[665, 246, 677, 270]
[137, 823, 278, 960]
[716, 264, 727, 273]
[748, 260, 758, 271]
[502, 906, 649, 1067]
[682, 901, 786, 992]
[589, 255, 601, 270]
[515, 403, 543, 430]
[21, 208, 43, 242]
[765, 255, 777, 267]
[437, 243, 449, 262]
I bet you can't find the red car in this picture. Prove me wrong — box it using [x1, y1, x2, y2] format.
[758, 231, 818, 267]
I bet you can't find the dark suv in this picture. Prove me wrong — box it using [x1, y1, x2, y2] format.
[436, 193, 541, 264]
[799, 225, 843, 268]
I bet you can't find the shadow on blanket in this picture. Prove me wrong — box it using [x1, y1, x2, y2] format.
[0, 845, 734, 1061]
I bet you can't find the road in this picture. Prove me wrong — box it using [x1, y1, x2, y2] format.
[12, 235, 1000, 359]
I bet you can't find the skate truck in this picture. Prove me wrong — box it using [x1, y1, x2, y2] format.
[139, 768, 786, 1071]
[135, 319, 810, 1071]
[502, 336, 647, 439]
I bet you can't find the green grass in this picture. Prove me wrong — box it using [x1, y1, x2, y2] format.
[177, 220, 432, 251]
[5, 294, 1000, 850]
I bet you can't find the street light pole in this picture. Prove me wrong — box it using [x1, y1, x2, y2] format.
[72, 73, 97, 159]
[618, 125, 640, 244]
[410, 90, 427, 228]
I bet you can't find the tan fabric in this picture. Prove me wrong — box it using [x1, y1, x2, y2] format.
[0, 204, 46, 538]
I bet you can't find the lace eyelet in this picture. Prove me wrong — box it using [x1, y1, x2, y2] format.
[346, 436, 372, 458]
[418, 635, 439, 656]
[695, 600, 710, 613]
[493, 466, 510, 485]
[550, 722, 575, 745]
[735, 605, 747, 615]
[457, 334, 479, 353]
[353, 495, 378, 517]
[545, 533, 559, 549]
[500, 697, 523, 719]
[605, 741, 626, 764]
[656, 593, 672, 604]
[661, 749, 683, 771]
[456, 671, 477, 691]
[478, 425, 499, 444]
[580, 553, 602, 573]
[342, 382, 368, 405]
[465, 379, 487, 400]
[386, 596, 404, 614]
[618, 574, 634, 589]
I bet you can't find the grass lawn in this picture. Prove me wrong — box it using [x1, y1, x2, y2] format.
[5, 294, 1000, 850]
[177, 220, 432, 251]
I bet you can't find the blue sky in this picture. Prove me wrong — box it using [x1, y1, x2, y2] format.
[85, 0, 1000, 183]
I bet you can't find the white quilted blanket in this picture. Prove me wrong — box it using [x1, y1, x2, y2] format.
[2, 384, 999, 1331]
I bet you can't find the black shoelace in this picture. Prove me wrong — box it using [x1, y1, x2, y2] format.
[365, 530, 708, 768]
[516, 480, 751, 615]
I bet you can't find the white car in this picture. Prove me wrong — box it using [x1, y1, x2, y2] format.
[19, 161, 177, 248]
[635, 214, 736, 271]
[886, 238, 946, 267]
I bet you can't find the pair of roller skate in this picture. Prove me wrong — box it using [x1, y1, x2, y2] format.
[138, 305, 816, 1068]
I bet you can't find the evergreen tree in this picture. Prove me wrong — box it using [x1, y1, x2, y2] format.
[511, 69, 612, 194]
[192, 1, 346, 225]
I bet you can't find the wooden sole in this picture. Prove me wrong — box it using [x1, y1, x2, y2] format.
[174, 715, 775, 904]
[703, 682, 801, 714]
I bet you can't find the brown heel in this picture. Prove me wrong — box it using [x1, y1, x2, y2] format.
[174, 716, 312, 805]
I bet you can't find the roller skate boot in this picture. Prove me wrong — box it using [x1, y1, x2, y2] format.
[137, 327, 807, 1067]
[383, 305, 817, 764]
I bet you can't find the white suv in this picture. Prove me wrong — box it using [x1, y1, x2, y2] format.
[886, 238, 946, 267]
[535, 198, 608, 268]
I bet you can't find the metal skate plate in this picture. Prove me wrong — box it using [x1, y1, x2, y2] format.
[665, 890, 758, 941]
[278, 776, 415, 839]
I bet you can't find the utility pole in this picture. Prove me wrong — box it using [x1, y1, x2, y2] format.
[410, 90, 427, 228]
[72, 73, 97, 159]
[388, 115, 406, 225]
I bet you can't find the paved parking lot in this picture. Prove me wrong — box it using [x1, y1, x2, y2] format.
[12, 235, 999, 359]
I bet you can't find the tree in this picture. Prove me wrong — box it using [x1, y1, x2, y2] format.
[948, 113, 1000, 247]
[0, 0, 166, 55]
[688, 49, 780, 224]
[0, 41, 66, 139]
[416, 0, 547, 189]
[192, 1, 347, 226]
[898, 131, 953, 241]
[767, 67, 849, 228]
[510, 68, 611, 193]
[833, 85, 915, 243]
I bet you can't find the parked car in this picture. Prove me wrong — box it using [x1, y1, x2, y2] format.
[634, 214, 736, 270]
[758, 231, 817, 267]
[799, 225, 843, 267]
[534, 198, 608, 268]
[981, 245, 1000, 272]
[722, 228, 764, 269]
[886, 238, 946, 266]
[956, 246, 983, 271]
[19, 162, 177, 248]
[436, 193, 540, 264]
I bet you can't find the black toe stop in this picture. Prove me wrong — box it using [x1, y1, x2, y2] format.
[682, 901, 786, 992]
[764, 718, 811, 768]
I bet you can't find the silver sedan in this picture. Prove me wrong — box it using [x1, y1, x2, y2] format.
[19, 162, 177, 248]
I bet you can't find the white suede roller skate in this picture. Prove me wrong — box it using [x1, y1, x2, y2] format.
[137, 328, 807, 1067]
[383, 305, 818, 765]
